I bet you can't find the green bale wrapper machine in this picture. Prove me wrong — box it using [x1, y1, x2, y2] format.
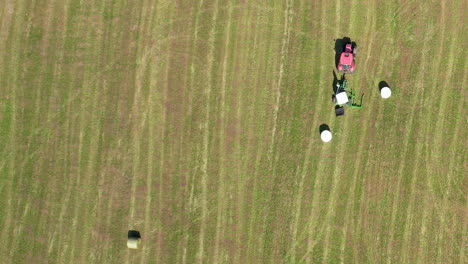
[333, 79, 363, 116]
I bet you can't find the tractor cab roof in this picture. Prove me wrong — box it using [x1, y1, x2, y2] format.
[339, 52, 354, 65]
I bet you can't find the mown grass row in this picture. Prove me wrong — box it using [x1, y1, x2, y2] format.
[0, 0, 465, 263]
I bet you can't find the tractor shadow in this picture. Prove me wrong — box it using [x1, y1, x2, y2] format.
[331, 71, 346, 102]
[379, 81, 390, 92]
[319, 124, 330, 135]
[334, 37, 357, 68]
[334, 37, 350, 68]
[128, 230, 141, 239]
[332, 70, 339, 93]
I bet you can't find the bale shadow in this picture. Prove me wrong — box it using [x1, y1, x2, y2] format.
[379, 81, 389, 92]
[334, 37, 351, 68]
[128, 230, 141, 239]
[319, 124, 330, 135]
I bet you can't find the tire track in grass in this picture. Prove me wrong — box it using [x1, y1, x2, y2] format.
[231, 9, 254, 261]
[196, 1, 220, 262]
[414, 2, 448, 262]
[141, 59, 161, 264]
[247, 3, 298, 260]
[228, 10, 252, 261]
[392, 6, 443, 263]
[289, 1, 332, 262]
[241, 6, 282, 262]
[65, 2, 109, 261]
[245, 143, 268, 262]
[9, 198, 31, 257]
[440, 11, 466, 263]
[435, 68, 465, 264]
[334, 1, 360, 258]
[337, 0, 403, 261]
[454, 65, 467, 264]
[287, 2, 320, 261]
[8, 0, 60, 258]
[460, 193, 467, 264]
[139, 1, 164, 263]
[384, 15, 435, 264]
[321, 3, 381, 262]
[99, 155, 119, 262]
[405, 4, 463, 262]
[349, 0, 418, 256]
[117, 1, 147, 260]
[47, 21, 80, 264]
[258, 1, 293, 260]
[78, 90, 106, 263]
[212, 4, 232, 263]
[49, 3, 100, 260]
[266, 0, 293, 166]
[180, 1, 204, 263]
[243, 9, 271, 262]
[6, 0, 42, 257]
[300, 1, 353, 262]
[400, 25, 436, 264]
[67, 76, 101, 263]
[27, 0, 70, 259]
[233, 5, 257, 263]
[323, 7, 365, 259]
[262, 7, 292, 252]
[223, 15, 249, 259]
[0, 0, 16, 66]
[334, 0, 377, 262]
[69, 57, 107, 264]
[12, 2, 84, 259]
[301, 1, 336, 262]
[432, 9, 464, 263]
[77, 3, 120, 261]
[168, 2, 207, 262]
[125, 7, 164, 261]
[241, 10, 260, 259]
[141, 2, 172, 263]
[125, 59, 149, 263]
[59, 5, 91, 261]
[348, 6, 420, 254]
[0, 0, 28, 258]
[301, 0, 375, 262]
[350, 14, 396, 263]
[244, 6, 287, 259]
[319, 0, 360, 261]
[127, 7, 145, 235]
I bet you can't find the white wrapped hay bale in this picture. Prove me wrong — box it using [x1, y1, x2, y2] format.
[380, 86, 391, 99]
[127, 237, 141, 249]
[320, 130, 332, 143]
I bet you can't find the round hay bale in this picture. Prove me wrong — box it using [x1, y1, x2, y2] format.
[127, 237, 141, 249]
[381, 87, 391, 99]
[320, 130, 332, 143]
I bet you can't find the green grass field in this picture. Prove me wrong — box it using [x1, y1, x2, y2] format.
[0, 0, 466, 263]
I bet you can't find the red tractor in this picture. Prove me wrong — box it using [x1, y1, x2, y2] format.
[337, 43, 356, 73]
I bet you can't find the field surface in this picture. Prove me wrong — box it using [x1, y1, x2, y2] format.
[0, 0, 466, 263]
